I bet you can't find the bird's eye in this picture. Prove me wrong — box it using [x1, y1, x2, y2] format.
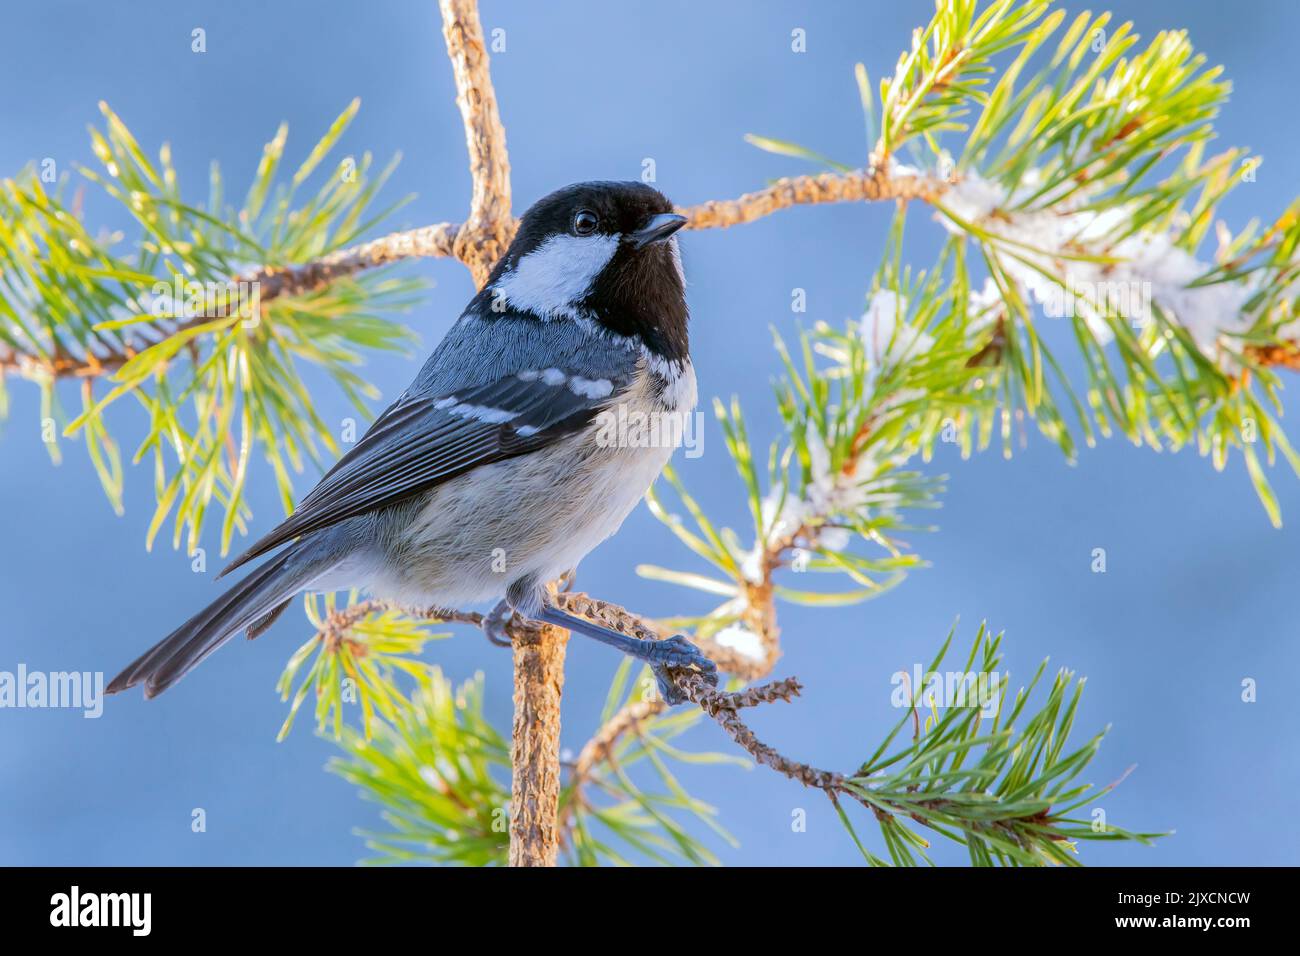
[573, 210, 599, 236]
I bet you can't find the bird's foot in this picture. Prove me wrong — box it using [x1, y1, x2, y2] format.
[647, 634, 718, 705]
[533, 604, 718, 706]
[481, 599, 514, 648]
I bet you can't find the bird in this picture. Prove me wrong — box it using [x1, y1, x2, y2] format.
[107, 181, 717, 705]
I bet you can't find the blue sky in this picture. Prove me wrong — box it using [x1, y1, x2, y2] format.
[1, 0, 1298, 865]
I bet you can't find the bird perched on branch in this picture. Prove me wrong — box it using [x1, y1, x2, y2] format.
[108, 181, 717, 704]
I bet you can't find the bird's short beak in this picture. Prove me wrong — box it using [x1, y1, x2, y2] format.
[629, 213, 688, 249]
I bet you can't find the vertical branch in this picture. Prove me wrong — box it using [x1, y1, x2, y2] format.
[438, 0, 514, 287]
[508, 624, 569, 867]
[437, 0, 567, 868]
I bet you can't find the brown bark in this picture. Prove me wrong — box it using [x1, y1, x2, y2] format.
[508, 623, 569, 867]
[438, 0, 514, 288]
[680, 165, 942, 230]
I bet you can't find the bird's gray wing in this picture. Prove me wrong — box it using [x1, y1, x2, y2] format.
[219, 354, 634, 576]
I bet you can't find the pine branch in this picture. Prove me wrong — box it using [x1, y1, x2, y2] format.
[227, 223, 460, 306]
[328, 667, 512, 866]
[0, 166, 951, 385]
[680, 162, 946, 229]
[507, 623, 568, 867]
[301, 584, 1150, 866]
[440, 0, 513, 287]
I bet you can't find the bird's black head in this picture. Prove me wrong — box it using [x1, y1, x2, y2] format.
[479, 181, 690, 364]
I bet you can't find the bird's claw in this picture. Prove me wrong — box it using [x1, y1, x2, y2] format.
[481, 601, 514, 647]
[649, 634, 718, 705]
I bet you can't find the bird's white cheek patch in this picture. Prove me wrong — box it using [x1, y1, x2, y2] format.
[496, 234, 619, 318]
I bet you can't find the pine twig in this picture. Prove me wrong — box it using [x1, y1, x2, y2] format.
[234, 222, 460, 303]
[680, 164, 942, 230]
[551, 588, 848, 801]
[226, 164, 945, 308]
[670, 672, 844, 792]
[439, 0, 513, 287]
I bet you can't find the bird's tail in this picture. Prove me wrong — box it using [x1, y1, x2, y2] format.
[107, 550, 313, 698]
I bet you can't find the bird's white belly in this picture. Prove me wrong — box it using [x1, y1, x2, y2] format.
[371, 363, 695, 608]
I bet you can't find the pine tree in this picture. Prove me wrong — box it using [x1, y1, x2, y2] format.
[3, 0, 1296, 865]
